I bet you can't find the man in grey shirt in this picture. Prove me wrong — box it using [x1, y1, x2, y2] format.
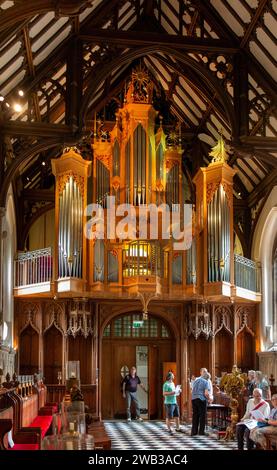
[191, 371, 212, 436]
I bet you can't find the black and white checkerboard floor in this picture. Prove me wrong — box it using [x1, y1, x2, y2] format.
[104, 421, 237, 450]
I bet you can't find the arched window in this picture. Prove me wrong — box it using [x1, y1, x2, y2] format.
[103, 313, 172, 339]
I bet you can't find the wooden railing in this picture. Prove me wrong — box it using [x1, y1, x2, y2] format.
[234, 254, 260, 292]
[14, 247, 52, 287]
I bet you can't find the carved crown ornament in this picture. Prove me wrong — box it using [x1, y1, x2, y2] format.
[206, 181, 232, 207]
[57, 171, 85, 196]
[95, 153, 112, 172]
[209, 135, 230, 164]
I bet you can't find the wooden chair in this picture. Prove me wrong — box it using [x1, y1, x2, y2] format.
[265, 434, 277, 450]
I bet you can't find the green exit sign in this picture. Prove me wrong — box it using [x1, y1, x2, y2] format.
[133, 321, 144, 328]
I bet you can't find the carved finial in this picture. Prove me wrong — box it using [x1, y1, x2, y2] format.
[209, 133, 229, 164]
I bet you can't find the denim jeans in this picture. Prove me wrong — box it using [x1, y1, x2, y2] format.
[126, 391, 140, 419]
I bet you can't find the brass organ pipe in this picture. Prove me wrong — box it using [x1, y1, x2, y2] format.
[218, 186, 222, 281]
[72, 180, 76, 277]
[207, 201, 210, 282]
[213, 189, 217, 282]
[79, 186, 82, 278]
[74, 183, 79, 278]
[69, 176, 74, 277]
[222, 187, 226, 281]
[210, 190, 214, 282]
[142, 128, 146, 205]
[58, 193, 63, 277]
[215, 187, 220, 282]
[75, 184, 78, 278]
[66, 177, 71, 276]
[211, 194, 214, 282]
[134, 131, 137, 205]
[137, 127, 141, 205]
[62, 184, 68, 277]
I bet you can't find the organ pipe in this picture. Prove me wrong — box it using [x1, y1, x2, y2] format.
[207, 185, 230, 283]
[58, 177, 83, 279]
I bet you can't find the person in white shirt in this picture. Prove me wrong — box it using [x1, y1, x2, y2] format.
[249, 394, 277, 449]
[236, 388, 270, 450]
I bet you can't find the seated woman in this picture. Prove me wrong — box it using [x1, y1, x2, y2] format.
[236, 388, 270, 450]
[249, 394, 277, 449]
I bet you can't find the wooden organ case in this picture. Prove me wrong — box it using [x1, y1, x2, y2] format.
[13, 69, 259, 420]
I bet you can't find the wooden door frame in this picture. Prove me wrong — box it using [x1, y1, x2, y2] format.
[98, 306, 179, 420]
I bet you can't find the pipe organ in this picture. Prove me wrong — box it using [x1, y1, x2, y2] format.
[46, 69, 258, 304]
[193, 137, 236, 298]
[51, 148, 91, 292]
[89, 69, 190, 294]
[14, 69, 260, 420]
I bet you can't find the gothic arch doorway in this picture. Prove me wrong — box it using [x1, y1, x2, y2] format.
[101, 313, 176, 419]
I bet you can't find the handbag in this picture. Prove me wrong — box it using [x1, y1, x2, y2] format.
[257, 421, 268, 428]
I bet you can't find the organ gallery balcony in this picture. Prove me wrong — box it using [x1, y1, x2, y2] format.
[14, 247, 53, 296]
[234, 254, 261, 301]
[13, 245, 261, 302]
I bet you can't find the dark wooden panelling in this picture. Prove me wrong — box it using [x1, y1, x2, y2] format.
[43, 325, 63, 384]
[19, 325, 39, 375]
[236, 330, 255, 373]
[215, 329, 234, 376]
[188, 334, 211, 377]
[68, 334, 92, 384]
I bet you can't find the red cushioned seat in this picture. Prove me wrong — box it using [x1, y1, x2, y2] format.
[30, 416, 52, 438]
[11, 443, 39, 450]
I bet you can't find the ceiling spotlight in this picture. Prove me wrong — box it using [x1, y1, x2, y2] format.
[238, 192, 241, 196]
[14, 103, 22, 112]
[0, 95, 4, 102]
[18, 90, 24, 97]
[5, 102, 10, 107]
[26, 176, 30, 181]
[42, 161, 46, 166]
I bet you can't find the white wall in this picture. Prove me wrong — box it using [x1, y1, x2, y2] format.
[0, 184, 16, 376]
[252, 186, 277, 351]
[28, 208, 55, 250]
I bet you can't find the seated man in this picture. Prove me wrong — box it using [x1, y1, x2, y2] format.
[236, 388, 270, 450]
[249, 394, 277, 449]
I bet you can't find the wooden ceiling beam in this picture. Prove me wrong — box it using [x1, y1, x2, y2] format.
[0, 1, 94, 32]
[22, 188, 54, 202]
[1, 121, 73, 138]
[247, 169, 277, 207]
[79, 29, 239, 53]
[194, 0, 277, 104]
[240, 0, 268, 48]
[5, 0, 120, 100]
[240, 136, 277, 152]
[233, 145, 277, 167]
[22, 25, 41, 122]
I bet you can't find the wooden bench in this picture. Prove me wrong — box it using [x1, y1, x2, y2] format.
[0, 419, 41, 450]
[28, 405, 55, 439]
[0, 402, 57, 449]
